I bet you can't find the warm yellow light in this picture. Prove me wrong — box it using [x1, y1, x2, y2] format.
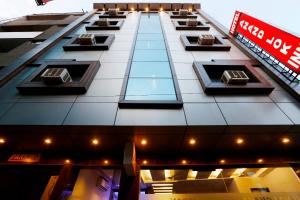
[142, 160, 148, 165]
[253, 168, 268, 177]
[160, 8, 163, 12]
[188, 8, 193, 12]
[181, 159, 187, 164]
[164, 169, 174, 180]
[24, 158, 33, 163]
[104, 160, 109, 165]
[141, 139, 147, 145]
[189, 138, 196, 145]
[92, 139, 99, 145]
[0, 138, 5, 144]
[153, 190, 173, 193]
[257, 158, 264, 163]
[152, 183, 173, 187]
[141, 170, 153, 182]
[187, 170, 198, 180]
[131, 7, 134, 11]
[44, 138, 52, 144]
[281, 137, 290, 144]
[236, 138, 244, 145]
[65, 159, 71, 164]
[208, 169, 223, 179]
[153, 187, 173, 190]
[102, 8, 105, 11]
[220, 159, 226, 164]
[116, 8, 120, 11]
[230, 168, 246, 177]
[145, 7, 149, 12]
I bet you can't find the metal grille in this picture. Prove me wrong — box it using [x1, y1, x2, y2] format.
[235, 33, 300, 83]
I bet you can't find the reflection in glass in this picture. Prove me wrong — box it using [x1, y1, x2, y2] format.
[129, 62, 172, 78]
[140, 167, 300, 195]
[133, 50, 168, 62]
[135, 41, 166, 50]
[137, 34, 164, 41]
[124, 13, 177, 102]
[125, 78, 176, 101]
[36, 39, 68, 60]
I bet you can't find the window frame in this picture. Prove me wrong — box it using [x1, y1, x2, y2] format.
[118, 12, 183, 109]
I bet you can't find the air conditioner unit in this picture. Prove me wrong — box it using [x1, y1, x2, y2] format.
[198, 34, 215, 45]
[221, 70, 249, 85]
[108, 8, 118, 16]
[78, 34, 96, 45]
[97, 18, 109, 26]
[41, 68, 72, 85]
[187, 19, 198, 27]
[179, 9, 188, 16]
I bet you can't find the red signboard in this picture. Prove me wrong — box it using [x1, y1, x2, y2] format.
[42, 0, 53, 4]
[230, 11, 241, 35]
[230, 11, 300, 73]
[8, 154, 41, 163]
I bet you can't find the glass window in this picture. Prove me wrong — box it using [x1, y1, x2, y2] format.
[37, 39, 68, 60]
[69, 24, 87, 36]
[120, 13, 182, 106]
[129, 62, 172, 78]
[137, 34, 164, 41]
[138, 26, 162, 34]
[133, 50, 168, 62]
[140, 167, 300, 197]
[125, 78, 176, 100]
[135, 41, 166, 50]
[125, 94, 177, 101]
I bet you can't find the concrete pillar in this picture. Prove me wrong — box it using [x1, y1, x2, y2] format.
[118, 142, 140, 200]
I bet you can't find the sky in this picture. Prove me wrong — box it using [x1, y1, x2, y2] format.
[0, 0, 299, 35]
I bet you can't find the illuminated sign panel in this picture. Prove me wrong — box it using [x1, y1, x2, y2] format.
[8, 154, 41, 163]
[230, 11, 300, 73]
[230, 11, 241, 35]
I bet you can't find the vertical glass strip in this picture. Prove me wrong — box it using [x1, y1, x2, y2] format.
[124, 13, 178, 101]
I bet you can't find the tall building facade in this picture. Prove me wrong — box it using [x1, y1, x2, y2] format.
[0, 2, 299, 200]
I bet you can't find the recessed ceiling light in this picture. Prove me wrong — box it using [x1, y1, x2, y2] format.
[257, 158, 264, 163]
[189, 138, 196, 145]
[208, 169, 223, 179]
[230, 168, 246, 177]
[0, 138, 5, 144]
[141, 170, 153, 182]
[187, 170, 198, 180]
[281, 137, 290, 144]
[92, 138, 99, 145]
[236, 138, 244, 145]
[104, 160, 109, 165]
[220, 159, 226, 164]
[141, 139, 147, 146]
[142, 160, 148, 165]
[44, 138, 52, 144]
[65, 159, 71, 164]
